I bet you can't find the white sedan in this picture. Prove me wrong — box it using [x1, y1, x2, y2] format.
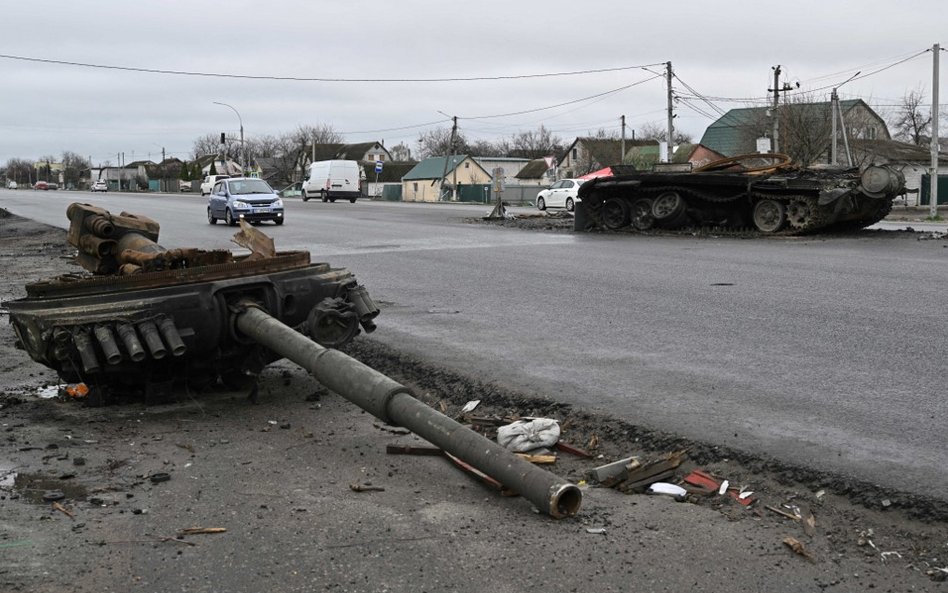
[536, 179, 585, 212]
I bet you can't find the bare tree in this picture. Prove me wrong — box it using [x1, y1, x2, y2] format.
[4, 158, 35, 184]
[192, 133, 239, 160]
[508, 125, 563, 159]
[637, 121, 693, 144]
[388, 142, 412, 161]
[890, 87, 931, 146]
[416, 127, 468, 159]
[291, 124, 344, 174]
[61, 151, 90, 187]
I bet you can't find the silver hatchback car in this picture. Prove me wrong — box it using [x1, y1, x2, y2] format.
[207, 177, 284, 226]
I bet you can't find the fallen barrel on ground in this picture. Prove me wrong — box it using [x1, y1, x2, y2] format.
[233, 301, 583, 519]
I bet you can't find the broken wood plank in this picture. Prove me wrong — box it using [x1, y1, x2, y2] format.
[349, 483, 385, 493]
[444, 453, 518, 497]
[554, 441, 593, 458]
[514, 453, 557, 465]
[178, 527, 227, 535]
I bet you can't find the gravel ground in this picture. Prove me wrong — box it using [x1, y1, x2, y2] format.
[1, 208, 946, 592]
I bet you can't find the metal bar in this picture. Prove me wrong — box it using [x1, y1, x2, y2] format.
[234, 303, 582, 519]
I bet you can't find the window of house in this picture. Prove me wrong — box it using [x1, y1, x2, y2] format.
[572, 148, 578, 159]
[464, 162, 469, 168]
[379, 155, 385, 161]
[413, 182, 418, 192]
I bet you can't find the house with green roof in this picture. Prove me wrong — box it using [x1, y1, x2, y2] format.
[401, 155, 491, 202]
[699, 99, 889, 166]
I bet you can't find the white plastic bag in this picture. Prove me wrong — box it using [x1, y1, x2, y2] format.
[496, 418, 560, 452]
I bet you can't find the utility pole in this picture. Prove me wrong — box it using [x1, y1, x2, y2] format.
[620, 115, 626, 163]
[930, 42, 941, 218]
[438, 115, 458, 200]
[665, 61, 674, 162]
[771, 65, 782, 153]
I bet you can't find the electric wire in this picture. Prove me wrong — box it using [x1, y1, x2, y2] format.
[0, 52, 666, 83]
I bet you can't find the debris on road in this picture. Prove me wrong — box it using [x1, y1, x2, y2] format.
[178, 527, 228, 536]
[349, 483, 386, 493]
[782, 536, 815, 561]
[645, 482, 688, 501]
[385, 444, 444, 456]
[51, 501, 75, 519]
[497, 418, 560, 452]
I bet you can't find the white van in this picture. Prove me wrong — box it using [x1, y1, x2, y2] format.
[302, 160, 363, 203]
[201, 174, 230, 196]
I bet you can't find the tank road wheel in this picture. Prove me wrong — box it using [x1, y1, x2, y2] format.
[629, 198, 655, 230]
[651, 191, 685, 221]
[207, 208, 217, 225]
[537, 197, 547, 211]
[752, 198, 786, 233]
[565, 197, 575, 212]
[786, 196, 816, 231]
[601, 197, 630, 230]
[225, 209, 237, 227]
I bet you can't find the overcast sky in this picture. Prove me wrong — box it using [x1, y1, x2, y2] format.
[1, 1, 944, 165]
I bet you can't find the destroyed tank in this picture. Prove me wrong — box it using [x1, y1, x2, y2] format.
[5, 203, 380, 399]
[575, 154, 906, 234]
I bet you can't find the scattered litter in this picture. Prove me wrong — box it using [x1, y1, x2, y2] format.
[385, 444, 443, 456]
[42, 490, 65, 502]
[585, 456, 639, 485]
[814, 489, 826, 501]
[588, 450, 687, 493]
[554, 442, 593, 458]
[37, 386, 59, 399]
[349, 483, 385, 493]
[586, 435, 599, 450]
[918, 231, 947, 241]
[65, 383, 88, 399]
[783, 536, 814, 561]
[766, 505, 802, 522]
[149, 472, 171, 484]
[857, 529, 877, 549]
[717, 479, 729, 496]
[444, 453, 517, 497]
[880, 551, 902, 564]
[178, 527, 227, 536]
[927, 567, 948, 582]
[514, 453, 557, 465]
[585, 527, 607, 535]
[881, 498, 892, 508]
[738, 490, 754, 500]
[51, 501, 75, 520]
[497, 418, 560, 453]
[802, 509, 817, 537]
[645, 482, 688, 501]
[459, 400, 481, 414]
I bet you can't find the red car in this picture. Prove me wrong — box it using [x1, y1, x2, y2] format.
[33, 181, 49, 190]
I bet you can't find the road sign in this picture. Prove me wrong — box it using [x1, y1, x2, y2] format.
[375, 161, 383, 173]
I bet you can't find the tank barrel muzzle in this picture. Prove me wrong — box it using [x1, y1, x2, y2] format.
[233, 303, 582, 519]
[93, 324, 122, 365]
[138, 320, 167, 359]
[116, 323, 146, 362]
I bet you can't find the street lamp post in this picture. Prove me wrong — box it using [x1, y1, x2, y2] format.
[213, 101, 244, 175]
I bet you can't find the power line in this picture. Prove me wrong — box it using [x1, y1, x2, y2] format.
[0, 52, 667, 83]
[461, 75, 664, 120]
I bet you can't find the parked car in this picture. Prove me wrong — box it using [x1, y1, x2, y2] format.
[278, 182, 302, 198]
[6, 180, 17, 189]
[200, 174, 230, 196]
[47, 182, 58, 190]
[91, 179, 108, 192]
[207, 177, 284, 226]
[536, 179, 585, 212]
[302, 160, 362, 203]
[179, 180, 192, 192]
[33, 181, 49, 191]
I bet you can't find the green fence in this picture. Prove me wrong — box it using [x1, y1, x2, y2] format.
[381, 185, 403, 201]
[919, 174, 948, 205]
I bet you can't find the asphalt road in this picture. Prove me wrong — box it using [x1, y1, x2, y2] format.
[2, 189, 947, 499]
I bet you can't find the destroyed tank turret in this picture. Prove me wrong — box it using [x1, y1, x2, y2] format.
[575, 154, 906, 235]
[3, 203, 583, 518]
[5, 203, 380, 397]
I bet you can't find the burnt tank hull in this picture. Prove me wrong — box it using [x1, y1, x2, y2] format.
[576, 161, 905, 235]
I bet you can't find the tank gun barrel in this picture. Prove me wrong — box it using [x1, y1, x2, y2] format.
[233, 302, 582, 519]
